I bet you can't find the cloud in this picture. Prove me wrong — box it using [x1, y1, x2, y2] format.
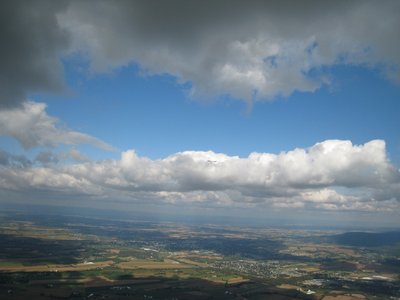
[0, 149, 31, 168]
[1, 1, 399, 107]
[34, 149, 90, 165]
[0, 0, 69, 108]
[0, 140, 399, 212]
[66, 148, 90, 163]
[58, 0, 400, 102]
[0, 101, 114, 151]
[35, 151, 60, 165]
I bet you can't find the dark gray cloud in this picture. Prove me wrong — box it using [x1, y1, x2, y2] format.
[0, 0, 69, 108]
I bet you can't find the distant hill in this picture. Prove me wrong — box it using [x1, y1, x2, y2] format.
[331, 231, 400, 247]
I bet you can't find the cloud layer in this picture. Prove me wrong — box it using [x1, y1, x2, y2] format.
[1, 139, 399, 212]
[1, 0, 400, 107]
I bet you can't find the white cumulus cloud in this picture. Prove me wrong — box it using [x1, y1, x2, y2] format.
[0, 139, 399, 212]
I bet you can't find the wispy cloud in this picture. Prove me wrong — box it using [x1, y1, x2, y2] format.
[0, 101, 114, 151]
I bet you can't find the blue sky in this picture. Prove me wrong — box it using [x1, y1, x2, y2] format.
[0, 1, 399, 226]
[23, 63, 400, 163]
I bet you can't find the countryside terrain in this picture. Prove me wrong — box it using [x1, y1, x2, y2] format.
[0, 209, 399, 300]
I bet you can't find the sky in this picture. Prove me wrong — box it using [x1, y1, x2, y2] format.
[0, 0, 400, 227]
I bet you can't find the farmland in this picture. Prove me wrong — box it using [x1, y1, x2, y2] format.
[0, 209, 399, 299]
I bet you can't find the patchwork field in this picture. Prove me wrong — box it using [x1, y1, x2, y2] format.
[0, 210, 399, 299]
